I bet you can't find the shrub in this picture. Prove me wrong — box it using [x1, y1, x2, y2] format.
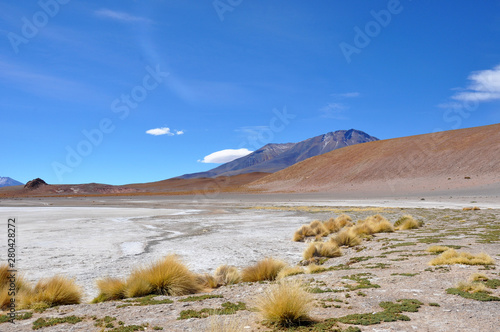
[93, 277, 126, 303]
[330, 228, 361, 247]
[214, 265, 241, 285]
[255, 280, 313, 327]
[19, 276, 81, 309]
[429, 249, 494, 266]
[241, 258, 287, 282]
[125, 255, 202, 297]
[394, 215, 420, 230]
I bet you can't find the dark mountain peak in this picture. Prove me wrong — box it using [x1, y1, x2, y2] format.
[0, 177, 23, 188]
[24, 178, 48, 190]
[178, 129, 378, 179]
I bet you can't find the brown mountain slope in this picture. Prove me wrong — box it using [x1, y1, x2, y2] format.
[0, 172, 269, 198]
[246, 124, 500, 195]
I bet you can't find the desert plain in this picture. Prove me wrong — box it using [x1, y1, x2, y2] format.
[0, 190, 499, 332]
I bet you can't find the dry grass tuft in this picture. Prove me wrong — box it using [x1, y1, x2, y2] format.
[463, 206, 480, 211]
[19, 276, 81, 309]
[207, 316, 244, 332]
[429, 249, 494, 266]
[0, 265, 32, 310]
[255, 279, 314, 327]
[293, 225, 315, 242]
[329, 228, 361, 247]
[277, 266, 305, 280]
[456, 281, 488, 293]
[305, 264, 327, 274]
[469, 273, 489, 282]
[198, 274, 219, 289]
[351, 223, 375, 236]
[335, 214, 353, 228]
[214, 265, 241, 286]
[426, 245, 451, 254]
[394, 215, 420, 230]
[303, 242, 342, 260]
[242, 258, 287, 282]
[94, 277, 126, 302]
[125, 254, 202, 298]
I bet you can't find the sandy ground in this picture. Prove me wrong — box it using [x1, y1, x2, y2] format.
[0, 193, 499, 331]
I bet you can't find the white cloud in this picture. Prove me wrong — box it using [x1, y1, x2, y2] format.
[146, 127, 183, 136]
[451, 64, 500, 102]
[198, 148, 253, 164]
[95, 9, 152, 23]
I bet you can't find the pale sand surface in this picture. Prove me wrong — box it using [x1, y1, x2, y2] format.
[0, 193, 499, 331]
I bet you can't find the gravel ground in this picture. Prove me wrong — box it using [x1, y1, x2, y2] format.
[0, 195, 499, 331]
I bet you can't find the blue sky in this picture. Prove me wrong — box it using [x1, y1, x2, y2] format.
[1, 0, 500, 185]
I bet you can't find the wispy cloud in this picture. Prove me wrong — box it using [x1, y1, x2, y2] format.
[146, 127, 183, 136]
[319, 102, 348, 119]
[450, 64, 500, 102]
[198, 148, 253, 164]
[95, 9, 152, 23]
[331, 92, 360, 99]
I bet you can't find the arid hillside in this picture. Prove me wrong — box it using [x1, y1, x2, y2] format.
[0, 172, 269, 198]
[247, 124, 500, 195]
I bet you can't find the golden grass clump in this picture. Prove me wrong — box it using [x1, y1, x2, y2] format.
[456, 281, 488, 293]
[255, 280, 314, 327]
[197, 274, 219, 289]
[277, 266, 304, 280]
[214, 265, 241, 285]
[19, 275, 81, 310]
[394, 215, 420, 230]
[208, 316, 244, 332]
[462, 206, 480, 211]
[335, 214, 353, 228]
[125, 254, 202, 298]
[293, 225, 315, 242]
[241, 258, 287, 282]
[93, 277, 126, 302]
[305, 264, 327, 274]
[322, 218, 337, 233]
[329, 228, 361, 247]
[426, 245, 451, 254]
[429, 249, 494, 266]
[309, 220, 329, 237]
[363, 214, 395, 233]
[351, 223, 375, 236]
[0, 264, 31, 310]
[303, 242, 341, 260]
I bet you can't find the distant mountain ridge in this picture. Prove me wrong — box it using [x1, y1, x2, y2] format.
[0, 177, 23, 188]
[179, 129, 378, 179]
